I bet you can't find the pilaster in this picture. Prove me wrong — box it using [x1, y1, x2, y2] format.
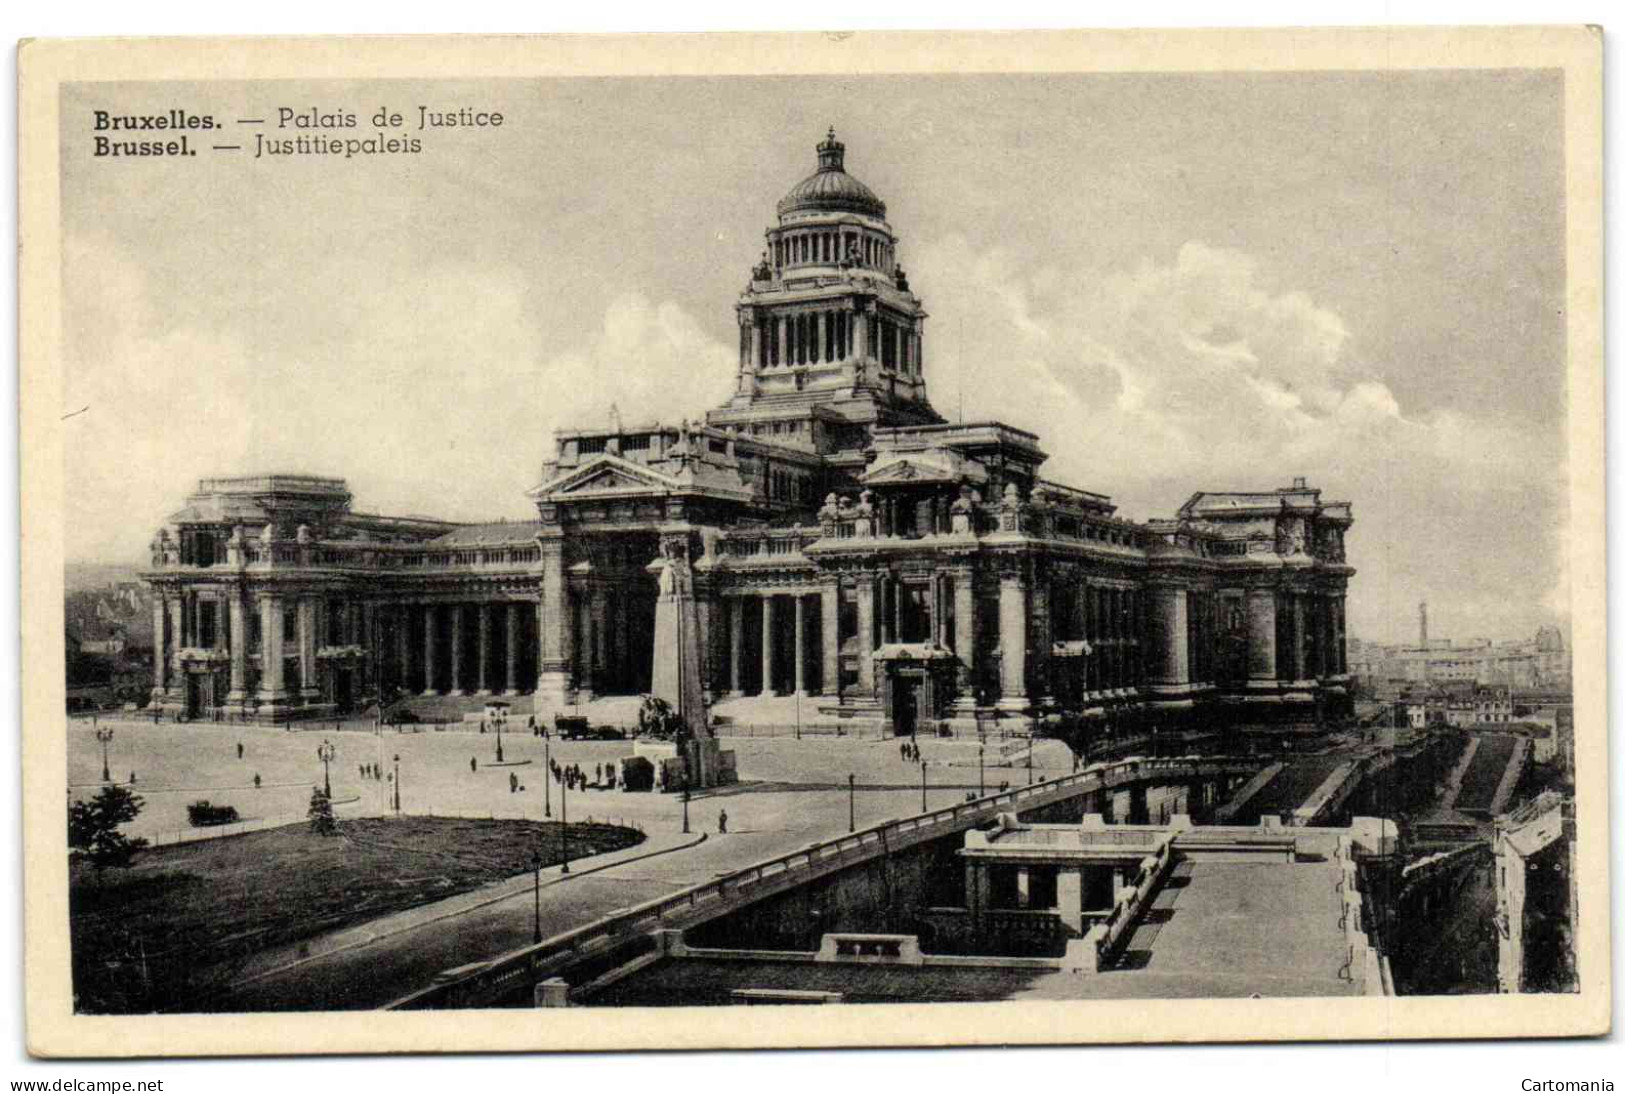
[820, 584, 840, 698]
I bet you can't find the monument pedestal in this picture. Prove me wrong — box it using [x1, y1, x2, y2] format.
[629, 737, 737, 792]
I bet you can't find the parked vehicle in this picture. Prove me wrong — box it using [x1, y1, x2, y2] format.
[555, 715, 592, 740]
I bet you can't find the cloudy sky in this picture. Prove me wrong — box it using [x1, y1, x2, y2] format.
[61, 71, 1567, 645]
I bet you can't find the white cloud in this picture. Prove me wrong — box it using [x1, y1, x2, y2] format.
[914, 235, 1568, 642]
[64, 233, 736, 560]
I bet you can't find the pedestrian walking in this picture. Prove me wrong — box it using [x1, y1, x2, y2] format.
[595, 762, 603, 784]
[470, 756, 478, 773]
[129, 771, 137, 784]
[359, 764, 366, 779]
[717, 808, 728, 834]
[509, 771, 518, 794]
[253, 773, 261, 789]
[237, 742, 244, 760]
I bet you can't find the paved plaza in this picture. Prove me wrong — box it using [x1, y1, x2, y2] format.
[67, 714, 1080, 1009]
[68, 715, 1076, 844]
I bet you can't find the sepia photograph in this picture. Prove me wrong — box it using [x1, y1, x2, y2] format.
[17, 27, 1607, 1056]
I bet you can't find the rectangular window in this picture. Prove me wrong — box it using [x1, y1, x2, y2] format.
[198, 601, 218, 649]
[900, 584, 931, 643]
[578, 437, 606, 455]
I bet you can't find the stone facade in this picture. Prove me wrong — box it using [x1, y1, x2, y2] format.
[141, 132, 1356, 731]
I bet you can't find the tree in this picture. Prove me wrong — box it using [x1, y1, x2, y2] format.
[68, 784, 149, 876]
[307, 786, 339, 836]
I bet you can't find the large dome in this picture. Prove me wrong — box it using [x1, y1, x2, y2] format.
[776, 129, 888, 220]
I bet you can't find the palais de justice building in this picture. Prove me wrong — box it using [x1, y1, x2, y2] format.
[141, 131, 1355, 734]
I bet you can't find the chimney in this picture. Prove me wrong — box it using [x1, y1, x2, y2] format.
[1292, 476, 1307, 489]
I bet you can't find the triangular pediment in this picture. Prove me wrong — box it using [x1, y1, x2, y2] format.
[573, 469, 649, 493]
[528, 455, 682, 501]
[863, 455, 954, 485]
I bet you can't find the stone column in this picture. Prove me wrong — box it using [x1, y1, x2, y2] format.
[447, 605, 464, 694]
[697, 594, 717, 700]
[394, 606, 410, 692]
[1056, 869, 1083, 934]
[1291, 594, 1308, 682]
[422, 604, 438, 694]
[1149, 585, 1189, 688]
[1034, 571, 1056, 702]
[856, 577, 876, 695]
[728, 598, 745, 695]
[614, 592, 632, 693]
[1335, 595, 1348, 674]
[997, 570, 1028, 705]
[152, 595, 169, 698]
[793, 595, 808, 695]
[259, 595, 288, 706]
[168, 596, 184, 673]
[227, 592, 247, 703]
[590, 588, 609, 694]
[505, 603, 520, 694]
[820, 584, 840, 697]
[360, 602, 376, 697]
[476, 603, 492, 694]
[1246, 588, 1278, 686]
[535, 538, 572, 705]
[953, 570, 976, 703]
[297, 598, 318, 702]
[577, 592, 596, 700]
[760, 595, 777, 695]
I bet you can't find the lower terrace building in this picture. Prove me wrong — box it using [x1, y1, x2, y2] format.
[141, 130, 1356, 734]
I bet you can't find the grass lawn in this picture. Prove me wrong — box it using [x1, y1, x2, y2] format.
[70, 816, 643, 1014]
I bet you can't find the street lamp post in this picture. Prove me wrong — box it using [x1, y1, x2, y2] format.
[544, 735, 552, 818]
[920, 760, 928, 812]
[560, 774, 570, 874]
[316, 739, 336, 798]
[530, 850, 543, 943]
[848, 773, 856, 832]
[1027, 736, 1034, 785]
[979, 743, 985, 797]
[495, 711, 505, 764]
[393, 753, 401, 814]
[682, 772, 691, 834]
[95, 726, 114, 783]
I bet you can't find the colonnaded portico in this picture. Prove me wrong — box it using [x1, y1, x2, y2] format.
[141, 130, 1356, 736]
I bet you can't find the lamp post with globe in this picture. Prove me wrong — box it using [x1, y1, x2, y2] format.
[95, 726, 114, 783]
[316, 739, 336, 798]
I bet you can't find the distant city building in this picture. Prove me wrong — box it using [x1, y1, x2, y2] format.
[137, 131, 1358, 731]
[1350, 604, 1569, 691]
[64, 578, 156, 711]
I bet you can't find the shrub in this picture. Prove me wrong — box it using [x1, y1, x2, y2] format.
[307, 787, 339, 836]
[68, 784, 149, 875]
